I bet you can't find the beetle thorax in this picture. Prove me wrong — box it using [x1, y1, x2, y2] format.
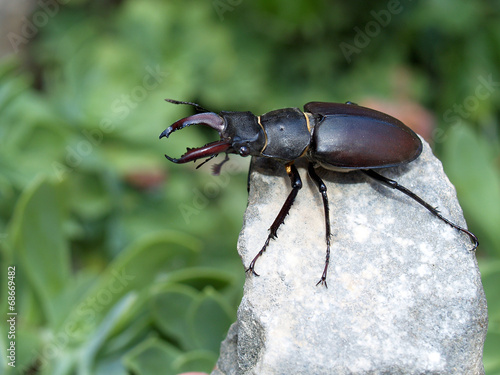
[259, 108, 312, 161]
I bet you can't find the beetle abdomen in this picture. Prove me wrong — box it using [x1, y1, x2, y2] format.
[311, 114, 422, 170]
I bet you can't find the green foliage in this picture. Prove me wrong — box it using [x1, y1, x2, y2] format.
[0, 0, 499, 373]
[1, 178, 237, 373]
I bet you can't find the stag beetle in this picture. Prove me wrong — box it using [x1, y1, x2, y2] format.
[159, 99, 478, 286]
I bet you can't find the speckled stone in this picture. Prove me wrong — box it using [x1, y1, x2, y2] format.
[212, 138, 488, 375]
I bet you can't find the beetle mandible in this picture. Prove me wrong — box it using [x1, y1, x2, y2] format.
[159, 99, 478, 287]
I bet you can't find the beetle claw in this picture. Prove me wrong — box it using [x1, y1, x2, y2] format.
[159, 128, 171, 139]
[161, 112, 225, 139]
[164, 141, 231, 164]
[316, 278, 328, 288]
[245, 266, 260, 277]
[164, 154, 178, 163]
[160, 113, 231, 164]
[464, 228, 479, 252]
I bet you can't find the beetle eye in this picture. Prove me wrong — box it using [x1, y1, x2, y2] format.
[239, 146, 250, 157]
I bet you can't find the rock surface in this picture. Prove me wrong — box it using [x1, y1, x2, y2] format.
[212, 139, 488, 375]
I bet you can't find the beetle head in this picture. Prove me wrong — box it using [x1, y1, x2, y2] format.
[160, 100, 266, 172]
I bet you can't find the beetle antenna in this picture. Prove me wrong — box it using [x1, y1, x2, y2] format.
[212, 154, 230, 176]
[165, 99, 209, 112]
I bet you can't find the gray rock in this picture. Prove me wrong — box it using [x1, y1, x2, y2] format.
[212, 138, 488, 375]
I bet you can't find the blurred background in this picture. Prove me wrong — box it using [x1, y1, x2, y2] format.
[0, 0, 499, 374]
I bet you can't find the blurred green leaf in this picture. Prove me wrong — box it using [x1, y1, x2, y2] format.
[484, 329, 500, 375]
[78, 293, 138, 375]
[150, 283, 199, 350]
[162, 267, 235, 291]
[123, 336, 181, 375]
[94, 358, 128, 375]
[173, 350, 218, 374]
[65, 231, 200, 335]
[100, 311, 151, 357]
[9, 177, 71, 324]
[188, 287, 235, 353]
[1, 0, 499, 372]
[12, 328, 43, 372]
[0, 58, 31, 118]
[480, 260, 500, 322]
[442, 124, 500, 255]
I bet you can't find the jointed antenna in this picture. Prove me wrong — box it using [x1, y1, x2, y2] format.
[165, 99, 208, 112]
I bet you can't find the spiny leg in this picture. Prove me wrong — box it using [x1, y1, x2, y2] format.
[362, 169, 478, 251]
[307, 164, 332, 287]
[246, 162, 302, 276]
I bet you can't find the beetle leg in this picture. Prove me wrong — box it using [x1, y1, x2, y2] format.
[246, 162, 302, 277]
[362, 169, 479, 251]
[307, 163, 332, 288]
[211, 154, 230, 176]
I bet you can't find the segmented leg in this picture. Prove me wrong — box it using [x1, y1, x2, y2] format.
[246, 162, 302, 276]
[307, 163, 332, 287]
[362, 169, 478, 251]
